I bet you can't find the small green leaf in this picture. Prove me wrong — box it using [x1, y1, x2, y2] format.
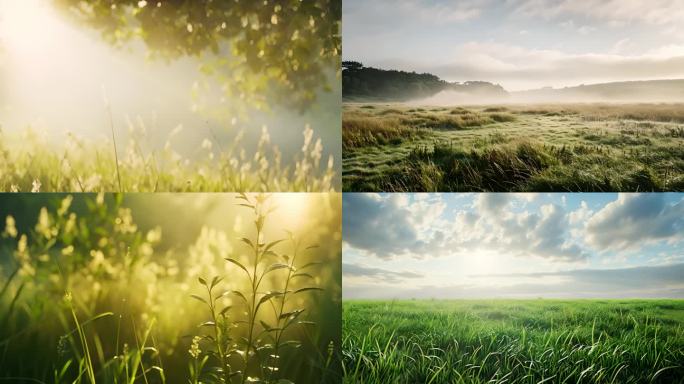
[240, 237, 254, 248]
[219, 306, 232, 316]
[190, 294, 208, 304]
[294, 287, 323, 295]
[264, 239, 285, 252]
[225, 258, 250, 277]
[291, 273, 314, 280]
[231, 291, 249, 305]
[198, 321, 216, 327]
[265, 263, 291, 274]
[298, 262, 322, 270]
[279, 309, 304, 320]
[210, 276, 223, 289]
[279, 340, 302, 349]
[198, 277, 207, 286]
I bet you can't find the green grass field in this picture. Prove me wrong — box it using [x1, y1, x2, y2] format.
[342, 103, 684, 191]
[343, 300, 684, 383]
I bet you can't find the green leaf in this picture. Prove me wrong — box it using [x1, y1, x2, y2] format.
[219, 306, 232, 316]
[240, 237, 254, 248]
[262, 250, 278, 259]
[190, 294, 208, 304]
[260, 320, 273, 331]
[215, 291, 231, 300]
[298, 262, 322, 270]
[256, 291, 283, 310]
[231, 291, 249, 305]
[198, 277, 207, 286]
[279, 340, 302, 349]
[291, 273, 314, 280]
[210, 276, 223, 289]
[225, 258, 250, 277]
[265, 263, 291, 274]
[198, 321, 216, 328]
[279, 309, 304, 320]
[264, 239, 285, 252]
[305, 244, 319, 250]
[293, 287, 323, 295]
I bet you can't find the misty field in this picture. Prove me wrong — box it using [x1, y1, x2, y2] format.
[342, 103, 684, 191]
[0, 193, 341, 383]
[342, 300, 684, 383]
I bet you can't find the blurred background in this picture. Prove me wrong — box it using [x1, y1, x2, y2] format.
[0, 193, 342, 383]
[0, 0, 341, 187]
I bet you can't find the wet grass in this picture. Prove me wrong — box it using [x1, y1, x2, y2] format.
[342, 103, 684, 191]
[343, 300, 684, 383]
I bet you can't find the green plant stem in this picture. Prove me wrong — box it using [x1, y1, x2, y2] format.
[242, 221, 261, 384]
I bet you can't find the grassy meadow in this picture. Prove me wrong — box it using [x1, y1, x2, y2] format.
[0, 193, 342, 383]
[342, 103, 684, 191]
[343, 300, 684, 383]
[0, 125, 336, 192]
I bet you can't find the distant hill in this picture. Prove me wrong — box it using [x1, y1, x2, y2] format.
[342, 61, 684, 103]
[342, 61, 507, 102]
[513, 79, 684, 103]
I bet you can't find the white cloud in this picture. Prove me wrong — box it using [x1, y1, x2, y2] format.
[585, 194, 684, 251]
[511, 0, 684, 28]
[343, 194, 452, 259]
[424, 42, 684, 90]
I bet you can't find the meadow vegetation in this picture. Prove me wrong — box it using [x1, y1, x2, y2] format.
[343, 300, 684, 383]
[0, 124, 336, 192]
[0, 193, 341, 383]
[342, 103, 684, 191]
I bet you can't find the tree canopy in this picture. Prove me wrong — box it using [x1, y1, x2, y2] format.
[54, 0, 341, 112]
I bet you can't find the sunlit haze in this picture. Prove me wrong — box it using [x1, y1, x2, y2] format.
[343, 193, 684, 299]
[0, 0, 339, 162]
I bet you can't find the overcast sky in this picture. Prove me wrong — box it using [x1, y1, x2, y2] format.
[343, 193, 684, 299]
[343, 0, 684, 90]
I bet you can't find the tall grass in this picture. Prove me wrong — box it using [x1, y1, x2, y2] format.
[0, 193, 340, 383]
[343, 300, 684, 383]
[0, 124, 336, 192]
[342, 103, 684, 192]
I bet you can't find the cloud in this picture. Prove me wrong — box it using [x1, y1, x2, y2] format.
[342, 193, 449, 259]
[464, 195, 587, 262]
[423, 42, 684, 90]
[585, 194, 684, 251]
[343, 263, 423, 283]
[510, 0, 684, 28]
[344, 0, 486, 28]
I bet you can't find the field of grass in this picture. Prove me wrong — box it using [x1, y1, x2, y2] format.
[0, 193, 342, 383]
[342, 103, 684, 191]
[0, 124, 336, 192]
[343, 300, 684, 383]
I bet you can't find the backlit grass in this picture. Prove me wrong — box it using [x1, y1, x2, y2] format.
[0, 124, 336, 192]
[0, 193, 342, 383]
[343, 300, 684, 383]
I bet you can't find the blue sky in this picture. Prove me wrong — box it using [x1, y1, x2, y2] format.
[343, 0, 684, 90]
[343, 193, 684, 299]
